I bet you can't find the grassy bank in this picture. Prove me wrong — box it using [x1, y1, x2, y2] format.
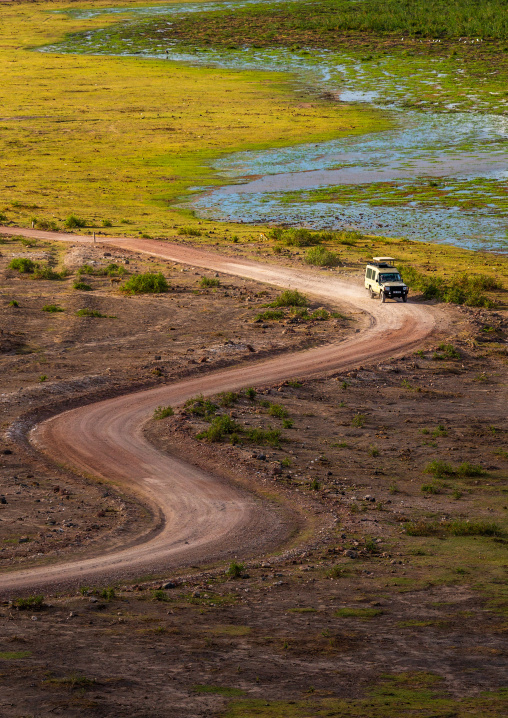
[0, 1, 382, 236]
[169, 0, 508, 44]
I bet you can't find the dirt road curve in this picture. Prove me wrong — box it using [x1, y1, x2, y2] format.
[0, 227, 437, 594]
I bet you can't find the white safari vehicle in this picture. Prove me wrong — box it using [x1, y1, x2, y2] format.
[365, 257, 408, 303]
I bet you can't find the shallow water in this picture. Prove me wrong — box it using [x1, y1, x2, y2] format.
[42, 2, 508, 252]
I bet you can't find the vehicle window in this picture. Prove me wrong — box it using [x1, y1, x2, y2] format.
[367, 268, 372, 279]
[379, 273, 402, 282]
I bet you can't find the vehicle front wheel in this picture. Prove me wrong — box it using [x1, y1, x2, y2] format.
[380, 291, 386, 303]
[402, 295, 407, 303]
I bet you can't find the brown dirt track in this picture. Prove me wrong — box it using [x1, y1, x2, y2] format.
[0, 227, 437, 596]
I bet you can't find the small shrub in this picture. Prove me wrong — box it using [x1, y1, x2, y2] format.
[269, 289, 307, 307]
[452, 489, 463, 500]
[34, 219, 58, 231]
[286, 380, 302, 388]
[198, 415, 240, 442]
[42, 304, 64, 313]
[185, 394, 217, 419]
[389, 482, 399, 494]
[100, 587, 116, 601]
[9, 257, 36, 273]
[268, 226, 321, 247]
[421, 482, 442, 494]
[153, 589, 170, 602]
[244, 387, 256, 400]
[102, 219, 112, 227]
[101, 263, 127, 277]
[327, 565, 344, 579]
[153, 405, 174, 420]
[73, 281, 92, 291]
[77, 263, 95, 276]
[311, 308, 329, 320]
[0, 211, 7, 222]
[305, 246, 340, 267]
[226, 561, 245, 578]
[13, 595, 44, 611]
[309, 478, 320, 491]
[281, 457, 291, 467]
[369, 445, 379, 457]
[39, 375, 47, 382]
[352, 413, 366, 428]
[424, 460, 455, 478]
[404, 521, 440, 536]
[33, 264, 62, 280]
[364, 538, 378, 553]
[8, 299, 19, 307]
[121, 272, 168, 294]
[432, 424, 448, 437]
[218, 391, 238, 408]
[457, 462, 486, 477]
[64, 215, 86, 229]
[434, 343, 460, 360]
[200, 276, 220, 288]
[76, 308, 106, 318]
[246, 427, 283, 448]
[268, 403, 288, 419]
[282, 418, 293, 429]
[177, 226, 202, 237]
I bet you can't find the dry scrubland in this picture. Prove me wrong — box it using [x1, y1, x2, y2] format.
[0, 229, 507, 717]
[0, 1, 507, 716]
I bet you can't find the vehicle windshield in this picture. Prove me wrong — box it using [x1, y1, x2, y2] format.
[379, 273, 401, 283]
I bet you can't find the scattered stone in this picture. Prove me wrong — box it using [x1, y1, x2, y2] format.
[344, 549, 358, 559]
[162, 581, 176, 589]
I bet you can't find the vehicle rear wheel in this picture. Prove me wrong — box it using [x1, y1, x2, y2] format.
[369, 287, 374, 299]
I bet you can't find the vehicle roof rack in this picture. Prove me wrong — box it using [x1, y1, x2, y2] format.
[370, 256, 395, 268]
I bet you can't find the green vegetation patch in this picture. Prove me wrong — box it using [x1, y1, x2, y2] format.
[0, 651, 32, 660]
[194, 684, 245, 696]
[120, 272, 169, 294]
[222, 683, 508, 717]
[398, 266, 502, 307]
[335, 607, 383, 619]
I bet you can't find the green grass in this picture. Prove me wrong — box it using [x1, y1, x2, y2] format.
[0, 651, 32, 660]
[194, 684, 245, 696]
[222, 684, 508, 717]
[168, 1, 508, 48]
[335, 607, 383, 619]
[76, 308, 107, 318]
[120, 272, 169, 294]
[0, 3, 375, 238]
[42, 304, 64, 313]
[404, 519, 504, 537]
[255, 309, 284, 322]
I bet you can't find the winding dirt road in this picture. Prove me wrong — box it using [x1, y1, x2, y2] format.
[0, 228, 437, 594]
